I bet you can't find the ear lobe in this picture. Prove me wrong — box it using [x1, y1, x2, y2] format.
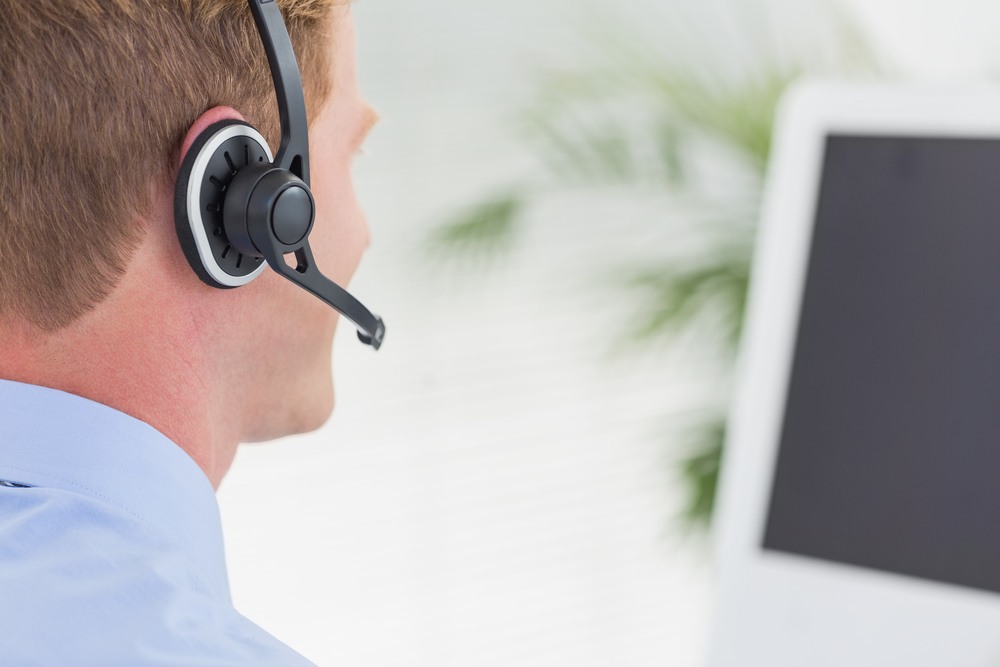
[178, 107, 246, 166]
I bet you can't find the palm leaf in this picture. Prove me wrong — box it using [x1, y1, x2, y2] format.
[628, 238, 752, 349]
[647, 69, 793, 173]
[427, 193, 524, 259]
[678, 416, 725, 528]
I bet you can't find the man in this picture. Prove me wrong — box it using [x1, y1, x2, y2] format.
[0, 0, 377, 663]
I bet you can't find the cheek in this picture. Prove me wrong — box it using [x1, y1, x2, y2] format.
[310, 162, 369, 287]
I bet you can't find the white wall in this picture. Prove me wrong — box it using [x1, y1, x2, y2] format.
[843, 0, 1000, 76]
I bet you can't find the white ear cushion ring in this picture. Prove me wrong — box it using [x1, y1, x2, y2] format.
[181, 123, 273, 288]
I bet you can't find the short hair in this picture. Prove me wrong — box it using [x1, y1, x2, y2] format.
[0, 0, 343, 331]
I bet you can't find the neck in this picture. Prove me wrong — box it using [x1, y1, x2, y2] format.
[0, 233, 239, 490]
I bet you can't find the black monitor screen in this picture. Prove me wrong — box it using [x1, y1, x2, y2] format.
[762, 135, 1000, 594]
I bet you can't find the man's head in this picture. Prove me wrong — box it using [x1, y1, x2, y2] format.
[0, 0, 376, 485]
[0, 0, 342, 330]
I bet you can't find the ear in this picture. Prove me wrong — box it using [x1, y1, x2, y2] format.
[173, 107, 272, 290]
[178, 106, 246, 166]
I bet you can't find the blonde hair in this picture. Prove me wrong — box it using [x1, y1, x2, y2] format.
[0, 0, 343, 331]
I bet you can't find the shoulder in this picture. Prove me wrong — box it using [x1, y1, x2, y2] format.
[0, 487, 314, 667]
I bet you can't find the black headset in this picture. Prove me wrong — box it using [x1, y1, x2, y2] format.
[174, 0, 385, 350]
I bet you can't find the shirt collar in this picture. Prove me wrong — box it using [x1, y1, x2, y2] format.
[0, 379, 231, 603]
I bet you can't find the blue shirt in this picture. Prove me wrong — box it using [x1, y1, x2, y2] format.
[0, 379, 316, 666]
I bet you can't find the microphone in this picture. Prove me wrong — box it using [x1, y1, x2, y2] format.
[241, 0, 385, 349]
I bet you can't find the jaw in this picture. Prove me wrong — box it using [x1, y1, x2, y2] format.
[234, 288, 339, 444]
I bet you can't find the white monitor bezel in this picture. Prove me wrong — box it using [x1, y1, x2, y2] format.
[709, 81, 1000, 667]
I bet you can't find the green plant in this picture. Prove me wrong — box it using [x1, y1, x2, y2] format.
[428, 1, 878, 529]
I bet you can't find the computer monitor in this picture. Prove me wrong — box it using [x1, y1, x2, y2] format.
[709, 83, 1000, 667]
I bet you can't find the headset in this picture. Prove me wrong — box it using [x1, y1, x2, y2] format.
[174, 0, 385, 350]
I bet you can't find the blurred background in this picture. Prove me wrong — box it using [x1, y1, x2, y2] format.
[216, 0, 1000, 664]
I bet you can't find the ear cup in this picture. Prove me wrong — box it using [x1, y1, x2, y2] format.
[174, 120, 274, 289]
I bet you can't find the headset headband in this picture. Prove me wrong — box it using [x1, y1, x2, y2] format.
[247, 0, 310, 184]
